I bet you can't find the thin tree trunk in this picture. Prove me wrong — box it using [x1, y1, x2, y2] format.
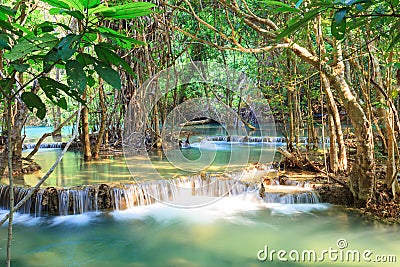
[81, 91, 92, 160]
[288, 89, 295, 152]
[26, 110, 79, 160]
[6, 98, 14, 267]
[327, 106, 339, 173]
[93, 81, 106, 159]
[314, 16, 347, 172]
[288, 41, 374, 202]
[53, 68, 62, 139]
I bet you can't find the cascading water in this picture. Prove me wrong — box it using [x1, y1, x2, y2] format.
[205, 135, 330, 144]
[0, 174, 320, 216]
[22, 142, 64, 150]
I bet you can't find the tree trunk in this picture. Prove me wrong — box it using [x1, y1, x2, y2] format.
[81, 92, 92, 160]
[314, 17, 347, 172]
[327, 107, 339, 173]
[287, 89, 295, 152]
[93, 82, 106, 159]
[289, 41, 374, 202]
[8, 99, 28, 174]
[6, 98, 14, 267]
[331, 73, 374, 202]
[52, 68, 62, 140]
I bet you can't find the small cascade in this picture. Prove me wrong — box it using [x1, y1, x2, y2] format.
[23, 142, 64, 150]
[259, 176, 319, 204]
[262, 190, 319, 204]
[205, 135, 330, 144]
[0, 175, 320, 216]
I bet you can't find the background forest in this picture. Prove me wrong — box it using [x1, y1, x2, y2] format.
[1, 0, 400, 265]
[1, 1, 400, 262]
[1, 0, 400, 199]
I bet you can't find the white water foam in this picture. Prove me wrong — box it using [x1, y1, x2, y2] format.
[49, 212, 100, 227]
[111, 191, 329, 225]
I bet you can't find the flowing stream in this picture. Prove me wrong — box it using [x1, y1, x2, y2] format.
[0, 126, 398, 266]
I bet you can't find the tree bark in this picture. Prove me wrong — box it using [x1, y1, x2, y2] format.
[93, 81, 106, 159]
[327, 107, 339, 173]
[81, 91, 92, 160]
[6, 98, 14, 267]
[289, 41, 374, 202]
[314, 16, 347, 172]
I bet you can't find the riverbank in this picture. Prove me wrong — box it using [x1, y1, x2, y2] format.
[278, 167, 400, 225]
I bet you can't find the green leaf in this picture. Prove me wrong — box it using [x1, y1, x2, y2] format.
[0, 33, 11, 49]
[38, 77, 68, 109]
[66, 60, 86, 93]
[94, 45, 135, 76]
[87, 75, 95, 87]
[82, 32, 97, 43]
[0, 20, 14, 32]
[0, 5, 16, 20]
[98, 26, 145, 46]
[21, 92, 46, 119]
[11, 62, 29, 72]
[262, 0, 291, 8]
[94, 61, 121, 89]
[57, 34, 80, 61]
[88, 4, 115, 15]
[41, 0, 70, 9]
[34, 22, 55, 35]
[60, 0, 84, 11]
[11, 22, 30, 34]
[388, 32, 400, 51]
[5, 34, 59, 61]
[80, 0, 100, 8]
[76, 52, 95, 67]
[49, 8, 84, 20]
[67, 10, 85, 20]
[43, 48, 61, 72]
[273, 6, 300, 13]
[276, 8, 323, 40]
[390, 20, 400, 35]
[102, 2, 155, 19]
[331, 18, 347, 40]
[39, 77, 85, 105]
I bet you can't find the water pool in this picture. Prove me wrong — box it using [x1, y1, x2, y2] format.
[1, 197, 399, 267]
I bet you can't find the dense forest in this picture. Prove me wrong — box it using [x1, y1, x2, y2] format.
[0, 0, 400, 265]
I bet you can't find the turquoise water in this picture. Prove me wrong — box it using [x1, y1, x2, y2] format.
[10, 140, 276, 187]
[13, 124, 277, 187]
[0, 126, 398, 266]
[23, 126, 72, 143]
[1, 200, 399, 266]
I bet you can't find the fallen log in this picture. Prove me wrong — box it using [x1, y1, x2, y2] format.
[180, 118, 212, 126]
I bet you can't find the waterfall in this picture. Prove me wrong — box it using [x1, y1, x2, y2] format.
[205, 135, 330, 144]
[262, 191, 319, 204]
[22, 142, 64, 150]
[0, 175, 320, 216]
